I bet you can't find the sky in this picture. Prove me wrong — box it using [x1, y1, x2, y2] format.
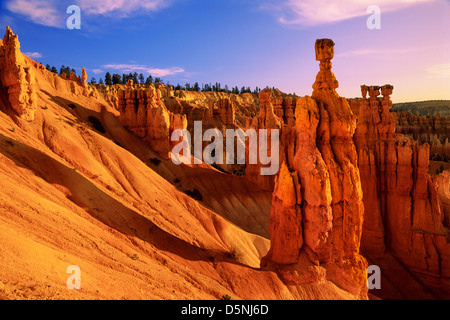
[0, 0, 449, 103]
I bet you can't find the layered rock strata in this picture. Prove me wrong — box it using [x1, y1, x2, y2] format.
[261, 39, 368, 299]
[349, 85, 450, 298]
[118, 85, 187, 158]
[393, 111, 449, 161]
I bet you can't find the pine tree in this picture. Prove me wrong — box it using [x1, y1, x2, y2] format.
[90, 77, 97, 84]
[145, 75, 153, 85]
[122, 74, 127, 84]
[50, 66, 58, 74]
[112, 73, 122, 84]
[193, 82, 200, 92]
[45, 64, 51, 70]
[139, 73, 145, 84]
[99, 78, 104, 85]
[105, 72, 112, 85]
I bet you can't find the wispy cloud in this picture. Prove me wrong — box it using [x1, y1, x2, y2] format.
[24, 51, 43, 58]
[424, 63, 450, 78]
[5, 0, 171, 28]
[91, 68, 104, 74]
[269, 0, 434, 26]
[102, 64, 185, 77]
[336, 47, 421, 58]
[6, 0, 63, 28]
[76, 0, 171, 17]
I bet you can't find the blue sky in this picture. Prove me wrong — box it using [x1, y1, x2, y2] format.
[1, 0, 449, 102]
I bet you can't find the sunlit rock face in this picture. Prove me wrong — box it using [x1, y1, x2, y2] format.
[261, 39, 368, 299]
[0, 26, 37, 121]
[350, 83, 450, 298]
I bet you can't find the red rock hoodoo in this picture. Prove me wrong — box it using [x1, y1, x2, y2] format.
[261, 39, 368, 299]
[0, 26, 37, 121]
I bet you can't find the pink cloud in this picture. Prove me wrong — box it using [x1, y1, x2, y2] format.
[270, 0, 435, 26]
[102, 64, 185, 77]
[6, 0, 62, 28]
[76, 0, 170, 17]
[6, 0, 172, 28]
[25, 51, 43, 58]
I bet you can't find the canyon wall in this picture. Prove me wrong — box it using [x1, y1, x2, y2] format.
[393, 111, 450, 161]
[349, 85, 450, 298]
[117, 82, 187, 158]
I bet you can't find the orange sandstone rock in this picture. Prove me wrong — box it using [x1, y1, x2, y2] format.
[261, 39, 368, 299]
[81, 67, 87, 88]
[350, 84, 450, 298]
[118, 85, 187, 158]
[0, 26, 37, 120]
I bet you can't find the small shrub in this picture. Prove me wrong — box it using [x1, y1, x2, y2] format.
[150, 157, 162, 166]
[87, 116, 105, 134]
[131, 253, 139, 260]
[436, 165, 445, 175]
[9, 127, 15, 133]
[185, 189, 203, 201]
[221, 294, 231, 300]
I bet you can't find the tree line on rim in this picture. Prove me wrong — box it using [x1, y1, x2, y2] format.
[45, 64, 272, 95]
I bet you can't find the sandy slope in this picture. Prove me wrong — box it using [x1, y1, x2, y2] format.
[0, 53, 357, 300]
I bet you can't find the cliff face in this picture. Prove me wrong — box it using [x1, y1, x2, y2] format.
[117, 84, 187, 158]
[261, 39, 368, 299]
[116, 82, 299, 184]
[349, 86, 450, 298]
[433, 171, 450, 229]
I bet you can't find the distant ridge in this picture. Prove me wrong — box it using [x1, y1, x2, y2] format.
[392, 100, 450, 117]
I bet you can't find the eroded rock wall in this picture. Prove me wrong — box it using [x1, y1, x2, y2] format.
[393, 111, 450, 161]
[118, 84, 187, 158]
[350, 85, 450, 298]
